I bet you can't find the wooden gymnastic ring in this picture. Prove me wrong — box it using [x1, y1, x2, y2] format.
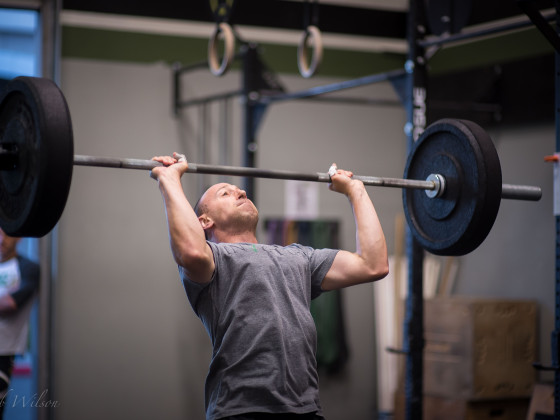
[297, 26, 323, 78]
[208, 22, 235, 77]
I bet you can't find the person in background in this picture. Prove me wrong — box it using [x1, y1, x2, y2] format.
[0, 230, 40, 419]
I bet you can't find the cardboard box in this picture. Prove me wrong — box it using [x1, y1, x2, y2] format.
[424, 297, 537, 400]
[526, 383, 554, 420]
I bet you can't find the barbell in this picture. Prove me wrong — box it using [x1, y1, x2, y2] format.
[0, 76, 542, 255]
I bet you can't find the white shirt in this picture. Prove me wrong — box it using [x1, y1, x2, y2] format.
[0, 257, 33, 354]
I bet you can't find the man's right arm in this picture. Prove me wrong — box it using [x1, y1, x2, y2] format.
[151, 154, 214, 284]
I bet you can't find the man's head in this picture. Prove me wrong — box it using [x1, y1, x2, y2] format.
[0, 229, 20, 262]
[194, 183, 259, 242]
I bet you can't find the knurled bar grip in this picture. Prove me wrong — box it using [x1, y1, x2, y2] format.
[73, 155, 542, 201]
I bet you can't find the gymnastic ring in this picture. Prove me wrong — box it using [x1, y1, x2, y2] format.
[208, 22, 235, 77]
[297, 25, 323, 78]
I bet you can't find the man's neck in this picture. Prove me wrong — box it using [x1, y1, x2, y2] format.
[213, 231, 258, 244]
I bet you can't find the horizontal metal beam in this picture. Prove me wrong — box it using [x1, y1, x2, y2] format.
[516, 2, 560, 52]
[61, 0, 407, 40]
[176, 90, 242, 108]
[419, 11, 556, 48]
[0, 0, 41, 9]
[258, 69, 407, 103]
[296, 96, 402, 107]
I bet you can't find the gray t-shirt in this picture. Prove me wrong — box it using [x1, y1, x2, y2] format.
[180, 241, 339, 420]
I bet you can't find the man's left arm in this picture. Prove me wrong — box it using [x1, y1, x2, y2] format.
[322, 165, 389, 291]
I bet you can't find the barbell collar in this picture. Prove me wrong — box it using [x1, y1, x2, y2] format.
[73, 155, 541, 201]
[424, 174, 445, 199]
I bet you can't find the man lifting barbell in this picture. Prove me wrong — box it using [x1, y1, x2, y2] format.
[0, 74, 547, 419]
[149, 153, 389, 420]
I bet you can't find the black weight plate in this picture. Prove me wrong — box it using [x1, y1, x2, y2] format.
[0, 77, 73, 237]
[403, 119, 502, 256]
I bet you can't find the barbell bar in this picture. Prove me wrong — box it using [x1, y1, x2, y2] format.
[71, 155, 542, 201]
[0, 76, 543, 256]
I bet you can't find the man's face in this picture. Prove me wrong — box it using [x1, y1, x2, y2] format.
[199, 183, 259, 233]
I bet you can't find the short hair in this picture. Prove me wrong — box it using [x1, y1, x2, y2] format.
[193, 192, 209, 240]
[193, 196, 205, 217]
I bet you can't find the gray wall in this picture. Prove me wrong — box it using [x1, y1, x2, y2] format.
[458, 123, 555, 378]
[53, 57, 554, 419]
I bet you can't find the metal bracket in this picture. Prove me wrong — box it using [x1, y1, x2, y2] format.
[517, 0, 560, 53]
[533, 362, 560, 371]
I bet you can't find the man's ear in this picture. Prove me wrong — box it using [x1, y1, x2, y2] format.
[198, 215, 214, 232]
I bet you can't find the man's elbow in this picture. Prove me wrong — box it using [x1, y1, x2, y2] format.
[367, 259, 389, 282]
[173, 242, 208, 266]
[175, 250, 209, 271]
[379, 263, 390, 280]
[174, 246, 214, 282]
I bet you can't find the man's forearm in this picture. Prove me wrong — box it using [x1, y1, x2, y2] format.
[157, 175, 208, 267]
[347, 184, 388, 272]
[321, 170, 389, 290]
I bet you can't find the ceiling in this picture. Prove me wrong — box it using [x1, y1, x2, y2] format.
[57, 0, 556, 126]
[61, 0, 555, 40]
